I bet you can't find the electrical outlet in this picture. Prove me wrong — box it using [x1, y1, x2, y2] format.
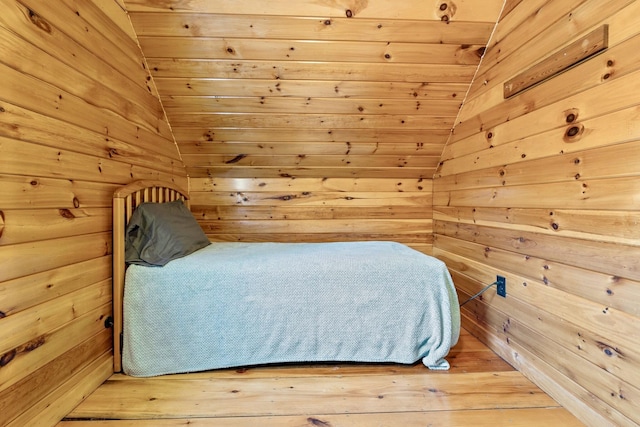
[496, 275, 507, 298]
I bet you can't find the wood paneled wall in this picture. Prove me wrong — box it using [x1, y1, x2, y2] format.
[0, 1, 186, 425]
[433, 1, 640, 425]
[190, 177, 433, 253]
[124, 0, 504, 252]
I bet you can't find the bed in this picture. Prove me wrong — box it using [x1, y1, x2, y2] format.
[113, 180, 460, 377]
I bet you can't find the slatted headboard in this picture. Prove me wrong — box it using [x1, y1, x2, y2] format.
[112, 180, 189, 372]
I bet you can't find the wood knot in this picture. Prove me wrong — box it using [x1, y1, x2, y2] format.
[345, 9, 353, 18]
[564, 123, 584, 142]
[0, 350, 16, 367]
[308, 418, 332, 427]
[24, 336, 46, 352]
[437, 1, 456, 21]
[28, 8, 52, 33]
[59, 208, 75, 219]
[225, 154, 247, 164]
[324, 19, 331, 25]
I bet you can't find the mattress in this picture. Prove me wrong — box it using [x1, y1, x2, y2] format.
[122, 241, 460, 377]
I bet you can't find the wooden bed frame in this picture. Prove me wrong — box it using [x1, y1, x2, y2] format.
[112, 180, 189, 372]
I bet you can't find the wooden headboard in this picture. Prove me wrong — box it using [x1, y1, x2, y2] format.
[112, 180, 189, 372]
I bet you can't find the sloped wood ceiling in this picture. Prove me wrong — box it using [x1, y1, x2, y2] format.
[123, 0, 504, 179]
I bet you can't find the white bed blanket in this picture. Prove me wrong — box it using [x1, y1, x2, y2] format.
[123, 241, 460, 377]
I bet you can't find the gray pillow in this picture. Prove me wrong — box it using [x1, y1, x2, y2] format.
[125, 200, 210, 267]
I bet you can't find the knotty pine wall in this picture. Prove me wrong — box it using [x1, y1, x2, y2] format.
[124, 0, 504, 254]
[0, 0, 186, 425]
[433, 1, 640, 426]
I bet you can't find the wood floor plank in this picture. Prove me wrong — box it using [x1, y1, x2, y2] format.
[65, 372, 558, 419]
[85, 330, 511, 382]
[97, 356, 511, 383]
[59, 407, 584, 426]
[59, 330, 584, 425]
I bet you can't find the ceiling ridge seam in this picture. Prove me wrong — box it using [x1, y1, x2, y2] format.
[432, 0, 508, 179]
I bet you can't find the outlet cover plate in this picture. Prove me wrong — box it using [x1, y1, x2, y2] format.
[497, 275, 507, 298]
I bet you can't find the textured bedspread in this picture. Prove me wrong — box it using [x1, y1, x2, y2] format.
[123, 241, 460, 377]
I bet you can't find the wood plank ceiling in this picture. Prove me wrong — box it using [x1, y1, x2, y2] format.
[122, 0, 505, 179]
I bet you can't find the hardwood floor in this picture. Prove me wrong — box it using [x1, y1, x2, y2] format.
[58, 329, 584, 426]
